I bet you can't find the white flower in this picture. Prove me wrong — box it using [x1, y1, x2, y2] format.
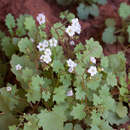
[72, 18, 79, 25]
[36, 13, 46, 25]
[6, 86, 12, 92]
[30, 38, 34, 43]
[37, 40, 48, 51]
[67, 89, 73, 96]
[68, 67, 74, 73]
[70, 40, 75, 46]
[90, 57, 96, 64]
[101, 68, 104, 71]
[65, 25, 75, 37]
[44, 48, 52, 56]
[49, 38, 58, 47]
[15, 64, 22, 71]
[40, 54, 52, 64]
[67, 59, 77, 68]
[67, 59, 77, 73]
[71, 18, 81, 34]
[88, 66, 97, 76]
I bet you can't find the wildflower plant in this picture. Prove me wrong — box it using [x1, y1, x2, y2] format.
[102, 2, 130, 44]
[0, 11, 129, 130]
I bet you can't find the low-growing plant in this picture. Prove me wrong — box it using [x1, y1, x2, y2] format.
[55, 0, 107, 20]
[0, 11, 129, 130]
[102, 2, 130, 44]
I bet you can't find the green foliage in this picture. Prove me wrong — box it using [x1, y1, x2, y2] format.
[18, 37, 33, 54]
[103, 2, 130, 44]
[1, 37, 17, 57]
[105, 18, 116, 27]
[16, 15, 26, 36]
[60, 10, 75, 22]
[106, 72, 117, 87]
[118, 2, 130, 19]
[51, 22, 65, 40]
[102, 27, 116, 44]
[0, 12, 128, 130]
[77, 3, 99, 20]
[5, 14, 15, 35]
[116, 102, 128, 118]
[127, 25, 130, 42]
[53, 86, 66, 104]
[71, 104, 86, 120]
[37, 105, 66, 130]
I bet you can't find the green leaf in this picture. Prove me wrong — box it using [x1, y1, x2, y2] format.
[108, 52, 126, 73]
[1, 37, 17, 57]
[37, 108, 66, 130]
[0, 113, 18, 130]
[77, 3, 90, 20]
[74, 43, 84, 53]
[101, 56, 109, 68]
[75, 87, 86, 100]
[18, 37, 33, 54]
[87, 74, 102, 90]
[102, 27, 116, 44]
[51, 22, 65, 40]
[104, 111, 129, 125]
[106, 72, 117, 87]
[75, 64, 85, 76]
[91, 110, 102, 126]
[5, 13, 15, 34]
[116, 102, 128, 118]
[74, 124, 83, 130]
[10, 55, 35, 88]
[71, 104, 86, 120]
[16, 15, 26, 36]
[26, 75, 44, 103]
[127, 25, 130, 42]
[93, 94, 103, 106]
[53, 86, 66, 104]
[24, 114, 39, 130]
[52, 60, 65, 73]
[42, 91, 51, 102]
[22, 67, 34, 82]
[89, 4, 99, 17]
[117, 36, 125, 44]
[105, 18, 116, 27]
[85, 38, 103, 58]
[24, 16, 36, 31]
[118, 2, 130, 19]
[64, 123, 73, 130]
[60, 10, 75, 22]
[60, 74, 72, 87]
[9, 125, 17, 130]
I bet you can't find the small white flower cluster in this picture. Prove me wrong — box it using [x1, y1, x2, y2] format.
[90, 57, 96, 64]
[37, 38, 58, 64]
[88, 66, 97, 77]
[66, 18, 81, 37]
[67, 59, 77, 73]
[40, 51, 52, 64]
[66, 89, 73, 96]
[87, 57, 97, 76]
[49, 37, 58, 47]
[15, 64, 22, 71]
[36, 13, 46, 25]
[37, 40, 49, 52]
[6, 86, 12, 92]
